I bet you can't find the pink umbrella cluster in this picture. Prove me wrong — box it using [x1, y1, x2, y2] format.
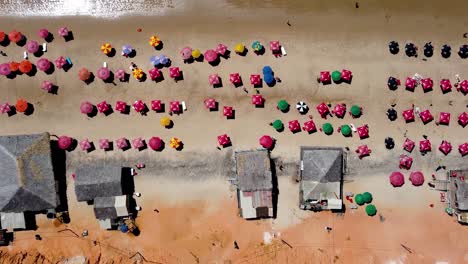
[389, 171, 425, 187]
[80, 99, 187, 115]
[79, 136, 167, 152]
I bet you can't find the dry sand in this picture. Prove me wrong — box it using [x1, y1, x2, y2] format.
[0, 0, 468, 263]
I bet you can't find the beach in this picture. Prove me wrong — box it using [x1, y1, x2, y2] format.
[1, 0, 468, 263]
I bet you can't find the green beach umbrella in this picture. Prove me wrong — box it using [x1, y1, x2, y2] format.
[362, 192, 373, 204]
[355, 194, 365, 205]
[322, 123, 333, 135]
[277, 100, 289, 111]
[252, 41, 263, 51]
[272, 120, 284, 131]
[331, 70, 341, 82]
[365, 204, 377, 216]
[350, 105, 361, 117]
[341, 125, 351, 137]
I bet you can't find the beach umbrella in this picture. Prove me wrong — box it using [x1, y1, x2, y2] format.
[9, 62, 20, 72]
[192, 49, 201, 59]
[216, 44, 228, 56]
[350, 105, 361, 117]
[409, 171, 425, 186]
[269, 41, 280, 52]
[209, 74, 220, 86]
[41, 81, 53, 92]
[151, 100, 162, 112]
[423, 42, 433, 57]
[8, 30, 22, 43]
[402, 109, 415, 122]
[252, 41, 263, 51]
[341, 125, 352, 137]
[459, 143, 468, 156]
[272, 120, 284, 131]
[116, 138, 129, 150]
[133, 68, 144, 81]
[58, 27, 69, 37]
[97, 67, 110, 80]
[217, 134, 230, 146]
[357, 125, 369, 139]
[441, 44, 451, 58]
[100, 43, 112, 55]
[322, 123, 333, 135]
[204, 98, 216, 110]
[399, 154, 413, 169]
[0, 31, 5, 43]
[169, 67, 180, 79]
[148, 68, 161, 80]
[150, 55, 159, 66]
[259, 135, 274, 149]
[169, 137, 181, 149]
[365, 204, 377, 216]
[459, 80, 468, 95]
[302, 120, 316, 133]
[79, 139, 92, 152]
[419, 139, 432, 153]
[122, 44, 133, 56]
[387, 108, 397, 121]
[439, 140, 452, 155]
[38, 29, 49, 39]
[26, 40, 39, 53]
[355, 194, 365, 206]
[229, 73, 241, 85]
[132, 138, 145, 149]
[385, 137, 395, 149]
[0, 103, 11, 114]
[288, 120, 300, 133]
[169, 101, 180, 114]
[158, 55, 169, 65]
[204, 49, 218, 63]
[149, 35, 161, 47]
[0, 63, 11, 76]
[459, 112, 468, 127]
[263, 66, 273, 75]
[332, 103, 346, 118]
[78, 67, 91, 81]
[405, 77, 416, 91]
[250, 74, 261, 86]
[419, 109, 433, 124]
[115, 101, 127, 113]
[19, 60, 32, 74]
[331, 71, 341, 82]
[390, 172, 405, 187]
[316, 102, 329, 118]
[403, 138, 415, 152]
[440, 79, 452, 93]
[36, 58, 51, 72]
[55, 56, 67, 69]
[251, 94, 263, 106]
[223, 106, 233, 118]
[421, 78, 433, 92]
[388, 41, 399, 54]
[133, 100, 146, 113]
[234, 43, 245, 54]
[277, 100, 289, 112]
[319, 71, 331, 83]
[356, 144, 371, 159]
[58, 136, 73, 150]
[439, 112, 450, 125]
[387, 76, 399, 90]
[180, 47, 192, 60]
[149, 137, 163, 151]
[458, 44, 468, 58]
[264, 74, 275, 85]
[341, 69, 352, 82]
[80, 101, 94, 114]
[98, 139, 110, 150]
[115, 69, 126, 81]
[405, 43, 416, 57]
[160, 117, 171, 127]
[362, 192, 373, 203]
[96, 101, 110, 113]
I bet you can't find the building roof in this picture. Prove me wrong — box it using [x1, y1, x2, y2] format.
[0, 212, 26, 230]
[235, 150, 272, 191]
[0, 132, 57, 212]
[455, 178, 468, 211]
[74, 165, 123, 202]
[94, 195, 128, 220]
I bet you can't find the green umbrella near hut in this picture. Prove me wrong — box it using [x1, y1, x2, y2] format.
[322, 123, 333, 135]
[355, 194, 365, 205]
[272, 120, 284, 131]
[350, 105, 361, 117]
[341, 124, 352, 137]
[362, 192, 373, 203]
[277, 100, 289, 112]
[331, 70, 341, 82]
[365, 204, 377, 216]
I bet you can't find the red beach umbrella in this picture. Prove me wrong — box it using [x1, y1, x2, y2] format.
[459, 143, 468, 156]
[439, 140, 452, 155]
[389, 172, 405, 187]
[8, 30, 22, 43]
[409, 171, 425, 186]
[169, 101, 180, 114]
[0, 31, 5, 43]
[399, 155, 413, 170]
[405, 77, 416, 91]
[419, 139, 432, 153]
[438, 112, 450, 125]
[217, 134, 230, 146]
[80, 101, 94, 114]
[9, 61, 20, 72]
[58, 136, 73, 150]
[402, 109, 415, 122]
[149, 137, 163, 151]
[19, 60, 32, 74]
[223, 106, 233, 118]
[116, 138, 129, 150]
[151, 100, 162, 112]
[229, 73, 241, 85]
[356, 144, 371, 159]
[316, 102, 330, 118]
[209, 74, 220, 86]
[0, 103, 11, 114]
[78, 67, 91, 81]
[319, 71, 331, 83]
[440, 79, 452, 93]
[97, 67, 110, 80]
[26, 40, 39, 53]
[288, 120, 301, 133]
[79, 139, 92, 151]
[55, 56, 67, 69]
[357, 125, 369, 139]
[204, 49, 218, 63]
[216, 44, 228, 56]
[403, 138, 415, 152]
[251, 94, 263, 106]
[99, 139, 110, 150]
[169, 67, 180, 79]
[459, 80, 468, 95]
[302, 120, 316, 133]
[332, 103, 346, 118]
[96, 101, 110, 113]
[180, 47, 192, 60]
[149, 68, 161, 80]
[132, 138, 145, 149]
[250, 74, 261, 86]
[133, 100, 146, 113]
[458, 112, 468, 127]
[36, 58, 51, 72]
[420, 78, 433, 92]
[341, 69, 352, 82]
[259, 135, 274, 149]
[419, 109, 433, 124]
[115, 101, 127, 113]
[269, 41, 280, 52]
[204, 98, 216, 110]
[38, 29, 49, 39]
[41, 81, 53, 92]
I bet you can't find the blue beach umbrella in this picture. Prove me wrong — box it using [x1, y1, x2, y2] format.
[158, 54, 169, 65]
[122, 44, 133, 55]
[150, 55, 160, 66]
[252, 41, 263, 51]
[264, 73, 275, 85]
[120, 224, 129, 233]
[262, 66, 273, 75]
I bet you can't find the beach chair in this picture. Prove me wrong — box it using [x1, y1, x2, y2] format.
[349, 124, 357, 132]
[42, 43, 47, 52]
[281, 46, 287, 56]
[66, 57, 72, 65]
[103, 62, 108, 68]
[181, 101, 187, 111]
[23, 51, 28, 59]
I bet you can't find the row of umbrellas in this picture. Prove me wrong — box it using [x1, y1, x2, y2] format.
[388, 76, 468, 95]
[401, 137, 468, 156]
[78, 66, 181, 82]
[0, 56, 70, 76]
[318, 69, 353, 84]
[389, 171, 425, 187]
[0, 99, 29, 114]
[396, 107, 468, 127]
[208, 72, 271, 87]
[80, 100, 184, 115]
[71, 136, 181, 151]
[0, 27, 70, 44]
[389, 41, 468, 58]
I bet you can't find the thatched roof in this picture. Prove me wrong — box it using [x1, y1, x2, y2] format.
[74, 165, 123, 202]
[0, 132, 57, 212]
[235, 150, 272, 191]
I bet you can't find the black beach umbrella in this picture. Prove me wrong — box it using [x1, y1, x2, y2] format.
[387, 108, 397, 121]
[423, 42, 433, 57]
[405, 43, 416, 57]
[458, 44, 468, 59]
[441, 44, 451, 58]
[388, 41, 399, 54]
[385, 137, 395, 149]
[387, 77, 399, 90]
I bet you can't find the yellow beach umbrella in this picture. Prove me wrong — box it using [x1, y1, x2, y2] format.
[234, 43, 245, 54]
[149, 35, 161, 47]
[132, 68, 143, 79]
[100, 43, 112, 54]
[192, 49, 201, 59]
[169, 137, 181, 149]
[160, 116, 171, 127]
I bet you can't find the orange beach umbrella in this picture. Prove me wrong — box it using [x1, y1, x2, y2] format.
[19, 60, 33, 74]
[8, 30, 22, 43]
[15, 99, 28, 112]
[78, 67, 91, 81]
[100, 43, 112, 55]
[9, 61, 20, 72]
[149, 35, 161, 47]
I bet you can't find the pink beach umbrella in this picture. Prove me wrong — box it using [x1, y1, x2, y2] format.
[357, 125, 369, 139]
[115, 101, 127, 113]
[133, 100, 146, 113]
[149, 137, 163, 151]
[229, 73, 241, 85]
[356, 145, 371, 159]
[403, 138, 415, 152]
[459, 80, 468, 95]
[0, 63, 11, 76]
[288, 120, 301, 133]
[149, 68, 162, 80]
[79, 139, 92, 152]
[341, 69, 352, 82]
[38, 29, 49, 39]
[419, 109, 433, 124]
[439, 140, 452, 155]
[420, 78, 433, 92]
[26, 40, 40, 53]
[36, 58, 51, 72]
[405, 77, 416, 91]
[115, 69, 126, 81]
[0, 102, 11, 114]
[440, 79, 452, 93]
[132, 138, 145, 149]
[58, 27, 69, 37]
[58, 136, 73, 150]
[389, 171, 405, 187]
[250, 74, 261, 86]
[438, 112, 450, 125]
[419, 139, 432, 153]
[151, 100, 162, 112]
[169, 101, 180, 114]
[399, 155, 413, 170]
[259, 135, 274, 149]
[319, 71, 331, 83]
[332, 103, 346, 118]
[80, 101, 94, 114]
[209, 74, 220, 86]
[99, 139, 110, 150]
[116, 137, 129, 150]
[316, 102, 330, 118]
[180, 47, 192, 60]
[204, 98, 216, 110]
[409, 171, 425, 186]
[402, 109, 415, 122]
[55, 56, 67, 69]
[169, 67, 180, 79]
[223, 106, 233, 118]
[217, 134, 231, 147]
[459, 143, 468, 156]
[458, 112, 468, 127]
[97, 67, 110, 80]
[41, 81, 53, 92]
[302, 120, 316, 133]
[97, 101, 110, 113]
[251, 94, 263, 106]
[204, 49, 218, 63]
[216, 44, 228, 56]
[269, 41, 280, 52]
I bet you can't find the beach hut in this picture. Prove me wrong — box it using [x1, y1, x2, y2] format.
[399, 155, 413, 170]
[439, 140, 452, 155]
[319, 71, 331, 83]
[387, 76, 400, 90]
[419, 109, 433, 124]
[180, 47, 192, 61]
[96, 101, 110, 113]
[0, 103, 11, 114]
[217, 134, 230, 147]
[100, 43, 112, 55]
[331, 71, 341, 83]
[160, 117, 171, 127]
[277, 100, 289, 112]
[80, 101, 94, 115]
[133, 100, 146, 113]
[441, 44, 451, 58]
[405, 43, 417, 57]
[18, 60, 32, 74]
[204, 49, 218, 63]
[459, 80, 468, 95]
[288, 120, 300, 133]
[116, 138, 129, 150]
[440, 79, 452, 93]
[78, 67, 91, 81]
[234, 43, 245, 54]
[296, 101, 308, 114]
[403, 138, 415, 152]
[251, 94, 263, 107]
[272, 120, 283, 131]
[169, 101, 180, 114]
[223, 106, 234, 118]
[209, 74, 220, 86]
[132, 138, 145, 150]
[132, 68, 144, 81]
[216, 44, 228, 56]
[316, 102, 330, 118]
[250, 74, 261, 86]
[58, 136, 73, 150]
[332, 104, 346, 118]
[229, 73, 241, 85]
[55, 56, 67, 69]
[41, 81, 53, 92]
[419, 139, 432, 153]
[15, 99, 28, 113]
[8, 30, 23, 43]
[402, 109, 415, 122]
[405, 77, 416, 91]
[169, 67, 180, 80]
[357, 125, 369, 139]
[439, 112, 451, 125]
[341, 69, 352, 82]
[36, 58, 51, 72]
[115, 69, 126, 81]
[58, 27, 69, 37]
[0, 63, 11, 76]
[79, 139, 92, 152]
[340, 125, 352, 137]
[149, 137, 163, 151]
[322, 123, 333, 135]
[192, 49, 201, 60]
[259, 135, 274, 149]
[26, 40, 39, 54]
[121, 44, 133, 57]
[302, 120, 316, 133]
[115, 101, 127, 113]
[99, 139, 110, 150]
[458, 112, 468, 127]
[388, 41, 399, 54]
[204, 98, 216, 110]
[409, 171, 425, 186]
[421, 78, 433, 92]
[387, 108, 397, 121]
[148, 68, 161, 81]
[350, 105, 362, 118]
[356, 145, 371, 159]
[389, 172, 405, 187]
[97, 67, 110, 81]
[365, 205, 377, 216]
[169, 137, 182, 149]
[151, 100, 162, 112]
[459, 143, 468, 156]
[149, 35, 161, 47]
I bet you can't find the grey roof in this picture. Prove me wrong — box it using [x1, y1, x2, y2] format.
[94, 196, 118, 220]
[0, 132, 57, 212]
[455, 179, 468, 211]
[300, 147, 343, 182]
[235, 150, 272, 191]
[74, 165, 123, 202]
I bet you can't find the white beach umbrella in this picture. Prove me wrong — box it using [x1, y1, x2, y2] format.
[296, 101, 308, 113]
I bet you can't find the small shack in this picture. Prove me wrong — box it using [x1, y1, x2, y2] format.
[448, 170, 468, 224]
[94, 195, 130, 229]
[299, 147, 344, 211]
[235, 150, 273, 219]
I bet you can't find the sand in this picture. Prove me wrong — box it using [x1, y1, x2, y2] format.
[0, 0, 468, 263]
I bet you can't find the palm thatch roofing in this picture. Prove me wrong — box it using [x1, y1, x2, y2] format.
[74, 165, 123, 202]
[235, 150, 272, 191]
[0, 132, 57, 212]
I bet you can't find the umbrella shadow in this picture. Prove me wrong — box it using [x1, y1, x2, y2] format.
[7, 106, 17, 117]
[234, 78, 243, 88]
[45, 33, 54, 43]
[237, 48, 248, 56]
[121, 105, 131, 115]
[138, 72, 147, 82]
[184, 57, 195, 64]
[128, 49, 136, 58]
[154, 41, 164, 50]
[120, 73, 130, 82]
[165, 120, 174, 129]
[0, 37, 10, 47]
[24, 103, 34, 116]
[213, 78, 223, 88]
[85, 142, 96, 153]
[87, 105, 98, 118]
[280, 106, 290, 113]
[154, 103, 165, 113]
[174, 71, 184, 82]
[64, 31, 74, 42]
[220, 50, 231, 59]
[342, 76, 353, 84]
[27, 65, 37, 77]
[253, 80, 263, 88]
[209, 102, 219, 112]
[6, 72, 17, 79]
[49, 84, 59, 95]
[136, 141, 147, 151]
[195, 54, 204, 62]
[175, 142, 184, 151]
[254, 47, 265, 56]
[266, 80, 276, 87]
[67, 139, 78, 152]
[85, 73, 95, 85]
[105, 141, 114, 151]
[106, 48, 116, 57]
[155, 140, 165, 152]
[33, 49, 44, 57]
[441, 87, 452, 94]
[227, 109, 235, 119]
[423, 87, 433, 93]
[120, 140, 131, 152]
[104, 71, 115, 84]
[458, 120, 467, 128]
[17, 36, 27, 47]
[333, 78, 343, 84]
[63, 62, 73, 72]
[255, 101, 265, 108]
[209, 57, 221, 66]
[45, 63, 55, 75]
[103, 105, 114, 116]
[155, 72, 165, 82]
